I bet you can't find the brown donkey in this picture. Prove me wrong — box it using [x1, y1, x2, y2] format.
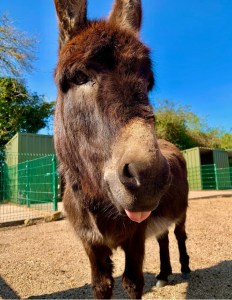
[54, 0, 190, 298]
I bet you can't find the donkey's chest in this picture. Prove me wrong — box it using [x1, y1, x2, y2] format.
[79, 207, 140, 248]
[96, 215, 139, 248]
[146, 216, 174, 238]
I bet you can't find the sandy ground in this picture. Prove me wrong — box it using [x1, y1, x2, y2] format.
[0, 197, 232, 299]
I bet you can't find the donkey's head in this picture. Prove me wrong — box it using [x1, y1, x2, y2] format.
[54, 0, 171, 223]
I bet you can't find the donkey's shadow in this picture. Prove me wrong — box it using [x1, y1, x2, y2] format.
[154, 260, 232, 299]
[186, 260, 232, 299]
[24, 260, 232, 299]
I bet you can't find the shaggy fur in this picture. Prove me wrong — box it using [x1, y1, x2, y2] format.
[54, 1, 190, 298]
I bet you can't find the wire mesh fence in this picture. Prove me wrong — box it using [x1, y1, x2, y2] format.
[187, 164, 232, 191]
[0, 153, 60, 224]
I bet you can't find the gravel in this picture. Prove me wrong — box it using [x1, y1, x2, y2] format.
[0, 197, 232, 299]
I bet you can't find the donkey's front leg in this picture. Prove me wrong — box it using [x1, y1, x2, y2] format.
[174, 216, 191, 278]
[122, 227, 146, 299]
[83, 242, 114, 299]
[156, 230, 172, 287]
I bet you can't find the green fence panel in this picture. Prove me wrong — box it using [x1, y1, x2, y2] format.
[216, 167, 232, 190]
[201, 164, 216, 190]
[187, 164, 232, 191]
[0, 154, 59, 210]
[0, 164, 18, 203]
[17, 155, 58, 206]
[187, 166, 202, 190]
[0, 166, 3, 201]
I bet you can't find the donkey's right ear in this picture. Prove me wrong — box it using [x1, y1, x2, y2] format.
[108, 0, 142, 34]
[54, 0, 87, 50]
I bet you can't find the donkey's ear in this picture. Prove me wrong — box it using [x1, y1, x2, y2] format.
[108, 0, 142, 34]
[54, 0, 87, 50]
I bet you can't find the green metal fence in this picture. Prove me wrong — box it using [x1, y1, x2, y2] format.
[0, 154, 59, 224]
[187, 164, 232, 191]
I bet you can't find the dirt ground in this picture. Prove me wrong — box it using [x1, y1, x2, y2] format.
[0, 197, 232, 299]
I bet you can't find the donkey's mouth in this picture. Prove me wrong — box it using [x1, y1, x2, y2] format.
[104, 167, 162, 219]
[125, 210, 151, 223]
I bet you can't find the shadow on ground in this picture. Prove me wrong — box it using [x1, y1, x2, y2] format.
[27, 273, 157, 299]
[2, 261, 231, 299]
[158, 260, 232, 299]
[186, 260, 232, 299]
[0, 277, 20, 299]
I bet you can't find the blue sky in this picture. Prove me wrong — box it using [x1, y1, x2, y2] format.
[0, 0, 231, 132]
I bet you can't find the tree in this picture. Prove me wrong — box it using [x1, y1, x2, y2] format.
[153, 99, 232, 150]
[154, 100, 201, 149]
[218, 132, 232, 149]
[0, 77, 54, 153]
[0, 14, 36, 77]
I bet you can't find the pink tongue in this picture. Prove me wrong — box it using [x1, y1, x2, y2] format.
[125, 210, 151, 223]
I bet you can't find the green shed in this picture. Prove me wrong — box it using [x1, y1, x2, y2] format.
[5, 133, 55, 165]
[182, 147, 231, 190]
[182, 147, 202, 190]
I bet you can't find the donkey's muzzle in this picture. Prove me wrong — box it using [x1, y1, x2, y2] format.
[104, 118, 171, 216]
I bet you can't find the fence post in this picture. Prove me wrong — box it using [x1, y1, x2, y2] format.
[52, 155, 58, 211]
[3, 163, 8, 201]
[214, 164, 219, 190]
[26, 161, 30, 207]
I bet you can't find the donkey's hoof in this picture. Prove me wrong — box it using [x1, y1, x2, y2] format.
[156, 280, 168, 288]
[182, 272, 190, 280]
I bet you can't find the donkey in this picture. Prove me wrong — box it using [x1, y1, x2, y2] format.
[54, 0, 190, 298]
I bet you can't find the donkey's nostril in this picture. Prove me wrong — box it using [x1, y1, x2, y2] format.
[119, 163, 141, 190]
[123, 164, 133, 178]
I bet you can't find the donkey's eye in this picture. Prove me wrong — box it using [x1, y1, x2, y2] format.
[59, 70, 91, 93]
[70, 70, 90, 85]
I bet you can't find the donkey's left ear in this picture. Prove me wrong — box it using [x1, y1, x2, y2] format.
[108, 0, 142, 34]
[54, 0, 87, 50]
